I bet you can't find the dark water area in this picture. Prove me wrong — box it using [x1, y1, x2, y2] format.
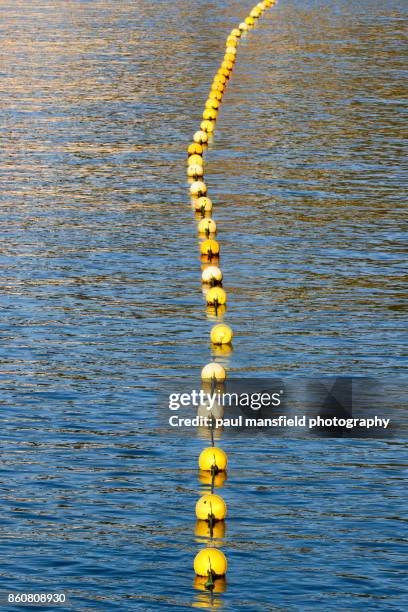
[1, 0, 407, 610]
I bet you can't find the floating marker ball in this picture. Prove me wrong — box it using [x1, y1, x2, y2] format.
[199, 447, 228, 472]
[188, 143, 203, 155]
[200, 239, 220, 256]
[226, 37, 237, 48]
[210, 90, 223, 101]
[193, 130, 208, 144]
[190, 181, 207, 197]
[205, 98, 220, 110]
[195, 196, 212, 212]
[221, 60, 233, 71]
[231, 28, 241, 37]
[245, 16, 255, 26]
[201, 362, 226, 382]
[196, 493, 227, 521]
[215, 73, 227, 85]
[194, 548, 227, 577]
[201, 265, 222, 284]
[200, 120, 215, 133]
[194, 196, 212, 213]
[206, 286, 227, 305]
[211, 323, 233, 345]
[187, 164, 203, 178]
[198, 218, 217, 235]
[203, 108, 217, 121]
[239, 22, 249, 31]
[225, 46, 237, 56]
[224, 53, 236, 63]
[188, 154, 203, 166]
[211, 82, 225, 93]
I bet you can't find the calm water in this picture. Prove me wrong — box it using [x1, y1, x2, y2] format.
[1, 0, 407, 610]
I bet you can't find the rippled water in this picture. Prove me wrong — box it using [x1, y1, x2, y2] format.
[1, 0, 407, 610]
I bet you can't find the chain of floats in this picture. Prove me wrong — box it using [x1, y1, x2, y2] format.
[187, 0, 277, 590]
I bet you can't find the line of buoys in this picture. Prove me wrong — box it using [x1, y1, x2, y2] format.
[188, 0, 277, 589]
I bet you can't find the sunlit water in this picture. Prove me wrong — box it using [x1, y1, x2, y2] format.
[1, 0, 407, 610]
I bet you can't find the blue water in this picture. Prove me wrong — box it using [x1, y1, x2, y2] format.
[1, 0, 407, 610]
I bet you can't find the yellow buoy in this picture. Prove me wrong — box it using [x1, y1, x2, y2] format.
[188, 143, 203, 156]
[218, 68, 229, 79]
[231, 28, 241, 37]
[210, 323, 233, 345]
[239, 22, 249, 31]
[200, 239, 220, 257]
[221, 60, 233, 71]
[195, 196, 213, 212]
[201, 362, 226, 382]
[196, 493, 227, 521]
[194, 548, 227, 577]
[201, 265, 222, 284]
[203, 108, 217, 121]
[226, 37, 237, 48]
[215, 72, 227, 82]
[245, 16, 255, 26]
[211, 82, 225, 93]
[225, 46, 237, 56]
[188, 154, 203, 166]
[190, 181, 207, 197]
[206, 286, 227, 305]
[187, 164, 203, 178]
[193, 130, 208, 144]
[205, 98, 220, 110]
[198, 218, 217, 235]
[199, 447, 228, 472]
[200, 120, 215, 133]
[224, 53, 236, 63]
[209, 90, 223, 101]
